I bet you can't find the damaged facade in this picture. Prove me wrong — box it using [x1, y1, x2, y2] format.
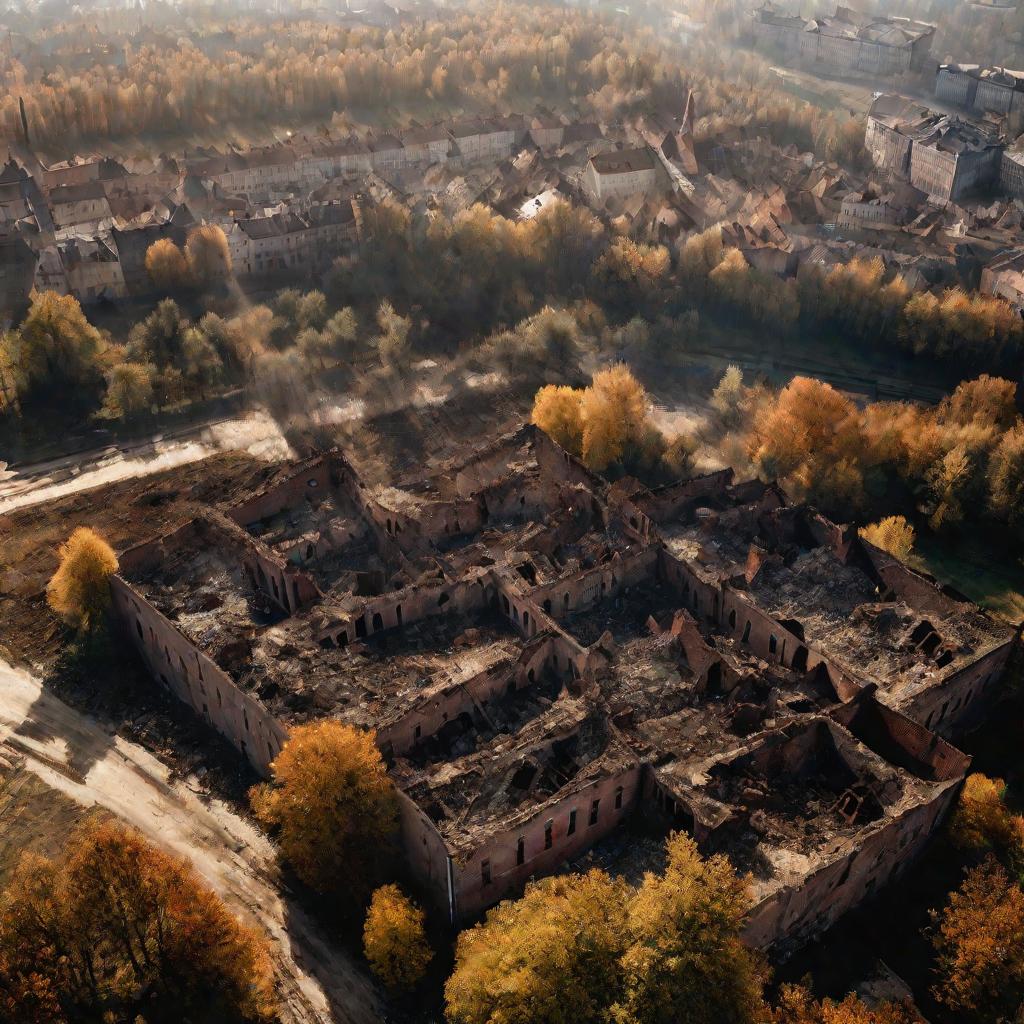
[108, 428, 1014, 956]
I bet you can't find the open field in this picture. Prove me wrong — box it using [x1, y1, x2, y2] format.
[914, 533, 1024, 625]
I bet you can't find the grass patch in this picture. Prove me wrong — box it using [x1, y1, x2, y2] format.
[914, 532, 1024, 624]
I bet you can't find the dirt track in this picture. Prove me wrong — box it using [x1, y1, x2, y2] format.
[0, 657, 384, 1024]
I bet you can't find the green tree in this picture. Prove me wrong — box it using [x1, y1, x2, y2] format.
[101, 361, 155, 420]
[2, 291, 105, 410]
[127, 298, 188, 370]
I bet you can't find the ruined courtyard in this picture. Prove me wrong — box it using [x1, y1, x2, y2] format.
[108, 424, 1015, 956]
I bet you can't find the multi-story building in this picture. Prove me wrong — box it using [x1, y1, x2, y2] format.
[751, 3, 935, 76]
[936, 63, 1024, 117]
[907, 116, 1003, 201]
[60, 236, 127, 302]
[400, 125, 452, 165]
[48, 181, 113, 231]
[999, 147, 1024, 198]
[837, 190, 910, 230]
[584, 147, 658, 201]
[227, 201, 357, 279]
[865, 95, 929, 177]
[448, 117, 520, 163]
[980, 248, 1024, 308]
[866, 96, 1004, 202]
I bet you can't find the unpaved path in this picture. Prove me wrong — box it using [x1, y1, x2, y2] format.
[0, 411, 295, 516]
[0, 657, 383, 1024]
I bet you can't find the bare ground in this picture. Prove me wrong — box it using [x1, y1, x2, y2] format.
[0, 657, 384, 1024]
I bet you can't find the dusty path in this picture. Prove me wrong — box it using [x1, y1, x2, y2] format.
[0, 411, 295, 516]
[0, 657, 383, 1024]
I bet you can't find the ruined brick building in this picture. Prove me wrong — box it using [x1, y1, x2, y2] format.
[109, 426, 1016, 956]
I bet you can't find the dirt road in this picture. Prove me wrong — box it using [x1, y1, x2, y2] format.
[0, 410, 295, 516]
[0, 657, 383, 1024]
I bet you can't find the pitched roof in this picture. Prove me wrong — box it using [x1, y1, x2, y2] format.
[590, 147, 656, 174]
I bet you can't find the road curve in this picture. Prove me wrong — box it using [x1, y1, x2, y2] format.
[0, 657, 383, 1024]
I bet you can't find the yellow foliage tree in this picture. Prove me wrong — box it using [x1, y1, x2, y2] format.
[580, 363, 649, 472]
[932, 858, 1024, 1021]
[446, 833, 767, 1024]
[948, 773, 1024, 871]
[362, 884, 433, 990]
[772, 983, 922, 1023]
[445, 870, 631, 1024]
[859, 516, 915, 560]
[531, 383, 583, 453]
[250, 719, 398, 903]
[46, 527, 118, 632]
[613, 832, 766, 1024]
[185, 225, 232, 284]
[145, 238, 191, 292]
[0, 819, 277, 1023]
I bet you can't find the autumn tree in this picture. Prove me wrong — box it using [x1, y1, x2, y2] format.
[591, 237, 671, 314]
[614, 833, 766, 1024]
[46, 527, 118, 632]
[932, 858, 1024, 1021]
[145, 238, 191, 292]
[580, 363, 652, 471]
[772, 983, 922, 1024]
[748, 376, 867, 514]
[185, 225, 232, 285]
[987, 424, 1024, 531]
[859, 516, 915, 560]
[362, 884, 433, 990]
[530, 366, 687, 480]
[100, 361, 155, 420]
[711, 364, 747, 428]
[375, 300, 413, 372]
[250, 719, 398, 905]
[0, 819, 277, 1024]
[531, 384, 583, 452]
[445, 870, 631, 1024]
[1, 291, 105, 410]
[948, 773, 1024, 871]
[939, 375, 1019, 432]
[926, 444, 974, 533]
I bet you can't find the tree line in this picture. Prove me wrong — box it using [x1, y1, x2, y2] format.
[2, 0, 866, 163]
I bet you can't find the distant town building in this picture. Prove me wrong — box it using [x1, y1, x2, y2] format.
[866, 95, 1003, 202]
[999, 146, 1024, 198]
[751, 3, 935, 75]
[48, 181, 113, 231]
[584, 147, 658, 201]
[936, 63, 1024, 117]
[837, 190, 910, 229]
[907, 117, 1002, 202]
[980, 248, 1024, 308]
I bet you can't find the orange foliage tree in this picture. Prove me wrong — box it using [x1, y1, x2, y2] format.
[0, 819, 277, 1023]
[931, 858, 1024, 1021]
